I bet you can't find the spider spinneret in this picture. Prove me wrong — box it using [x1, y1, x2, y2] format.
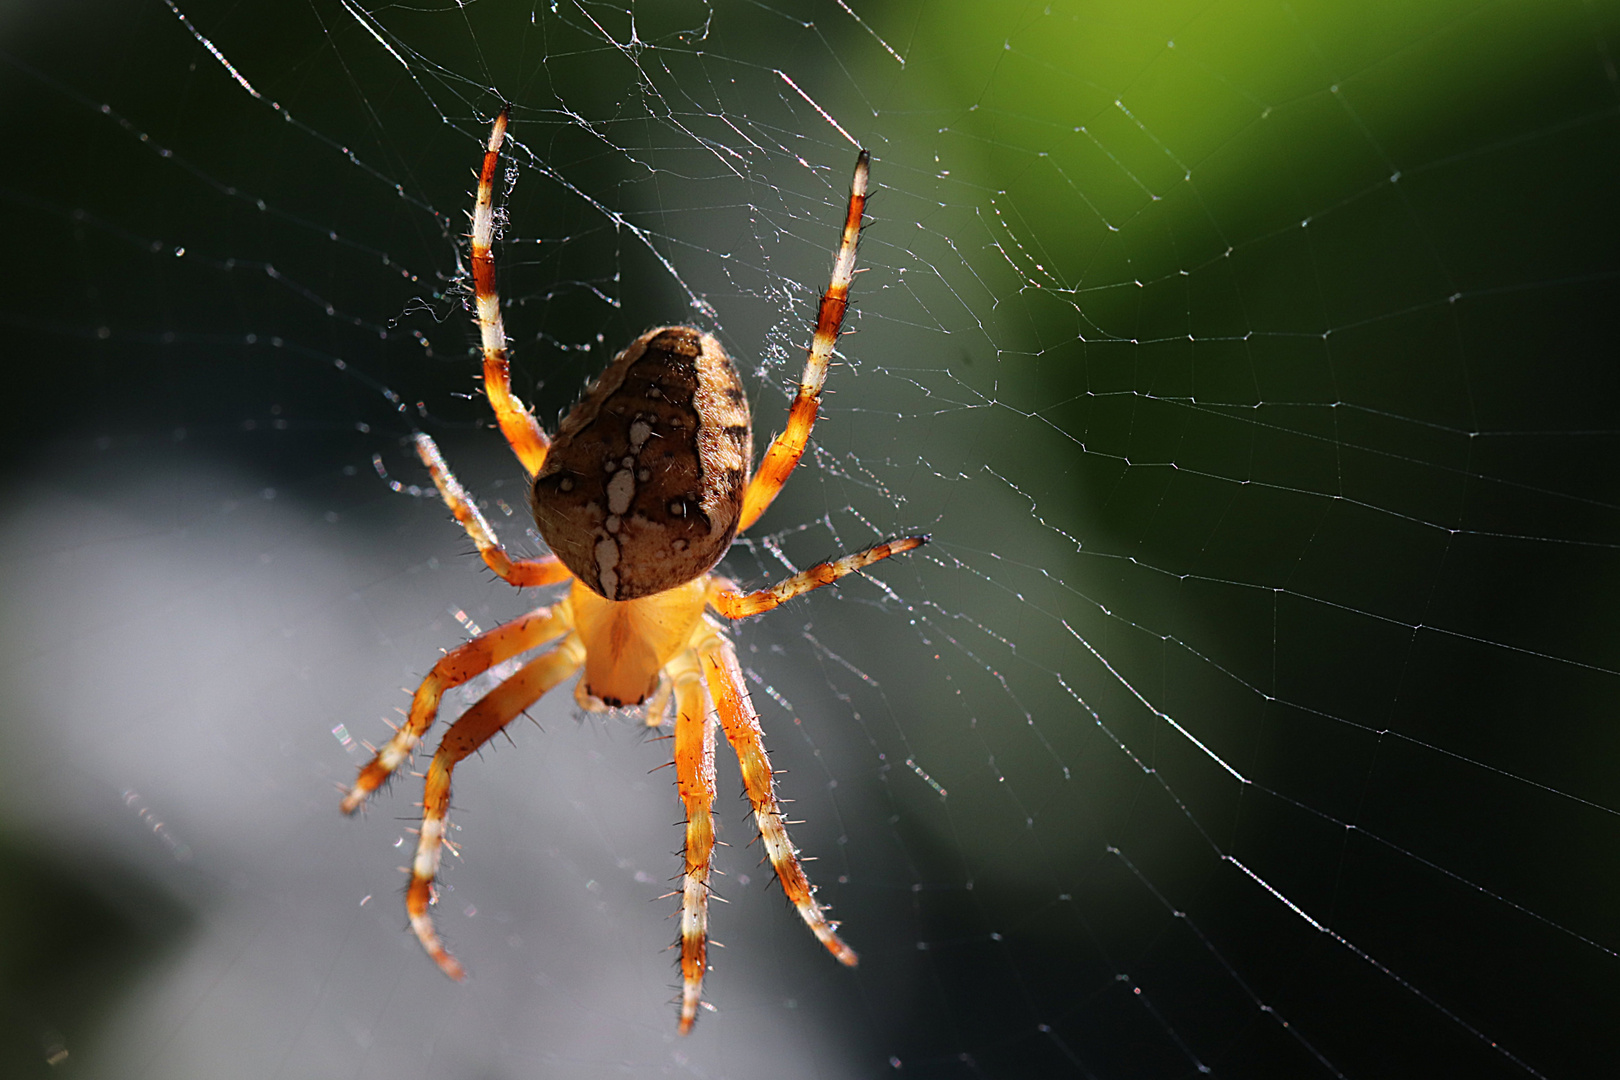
[342, 106, 925, 1034]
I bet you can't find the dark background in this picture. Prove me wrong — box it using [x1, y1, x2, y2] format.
[2, 1, 1619, 1077]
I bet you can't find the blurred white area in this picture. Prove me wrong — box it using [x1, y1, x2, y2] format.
[0, 444, 866, 1079]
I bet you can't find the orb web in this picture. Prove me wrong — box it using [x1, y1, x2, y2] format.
[1, 1, 1617, 1077]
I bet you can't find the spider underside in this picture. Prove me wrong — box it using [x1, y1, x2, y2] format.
[342, 108, 924, 1034]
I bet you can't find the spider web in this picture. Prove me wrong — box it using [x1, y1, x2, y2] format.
[2, 0, 1618, 1077]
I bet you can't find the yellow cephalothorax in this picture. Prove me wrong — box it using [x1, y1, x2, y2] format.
[342, 106, 925, 1034]
[568, 575, 708, 708]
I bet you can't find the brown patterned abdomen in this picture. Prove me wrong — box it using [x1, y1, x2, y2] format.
[531, 327, 751, 600]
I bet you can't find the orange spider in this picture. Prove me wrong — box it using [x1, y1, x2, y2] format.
[342, 109, 925, 1033]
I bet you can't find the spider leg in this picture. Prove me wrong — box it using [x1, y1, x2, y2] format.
[407, 633, 586, 979]
[669, 655, 717, 1034]
[341, 602, 574, 814]
[737, 151, 870, 533]
[415, 433, 572, 588]
[698, 629, 857, 967]
[709, 535, 926, 620]
[472, 108, 550, 477]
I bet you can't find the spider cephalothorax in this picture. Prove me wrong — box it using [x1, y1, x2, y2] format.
[342, 107, 925, 1033]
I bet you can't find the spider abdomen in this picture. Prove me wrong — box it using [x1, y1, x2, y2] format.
[531, 326, 752, 600]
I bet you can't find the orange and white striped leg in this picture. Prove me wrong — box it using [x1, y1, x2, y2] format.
[699, 631, 857, 967]
[471, 108, 550, 477]
[341, 603, 574, 814]
[670, 658, 717, 1033]
[709, 535, 926, 620]
[737, 150, 870, 532]
[407, 634, 585, 979]
[415, 433, 572, 588]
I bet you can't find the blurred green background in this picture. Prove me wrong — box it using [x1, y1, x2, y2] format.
[2, 0, 1618, 1077]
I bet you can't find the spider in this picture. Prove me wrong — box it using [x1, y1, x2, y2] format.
[341, 108, 925, 1033]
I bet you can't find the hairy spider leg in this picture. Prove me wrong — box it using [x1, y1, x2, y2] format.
[670, 654, 718, 1033]
[708, 535, 927, 620]
[415, 433, 573, 588]
[472, 108, 550, 477]
[341, 603, 574, 814]
[737, 150, 870, 533]
[699, 629, 857, 966]
[407, 634, 586, 979]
